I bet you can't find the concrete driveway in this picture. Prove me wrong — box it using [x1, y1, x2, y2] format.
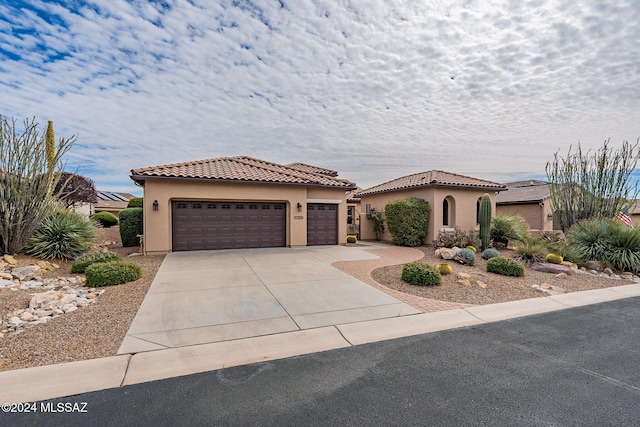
[118, 246, 421, 354]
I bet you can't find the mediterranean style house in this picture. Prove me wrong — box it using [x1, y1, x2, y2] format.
[357, 170, 507, 244]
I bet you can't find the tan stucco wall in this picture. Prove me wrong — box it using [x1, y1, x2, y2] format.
[141, 179, 348, 254]
[359, 188, 499, 245]
[496, 200, 554, 232]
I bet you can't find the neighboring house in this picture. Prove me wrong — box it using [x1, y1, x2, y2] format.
[357, 170, 506, 244]
[94, 191, 135, 217]
[130, 156, 356, 254]
[495, 180, 555, 233]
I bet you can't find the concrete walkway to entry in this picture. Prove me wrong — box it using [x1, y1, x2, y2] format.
[118, 245, 423, 354]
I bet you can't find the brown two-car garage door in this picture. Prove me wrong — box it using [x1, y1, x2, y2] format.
[172, 201, 286, 251]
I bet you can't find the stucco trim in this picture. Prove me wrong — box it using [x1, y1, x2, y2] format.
[306, 199, 342, 204]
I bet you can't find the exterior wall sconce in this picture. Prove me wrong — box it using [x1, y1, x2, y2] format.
[297, 202, 302, 212]
[153, 200, 159, 211]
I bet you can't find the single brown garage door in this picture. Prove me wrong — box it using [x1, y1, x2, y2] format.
[172, 201, 286, 251]
[307, 203, 338, 245]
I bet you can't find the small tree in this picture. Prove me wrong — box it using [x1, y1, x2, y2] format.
[546, 139, 640, 231]
[54, 172, 98, 208]
[0, 116, 75, 254]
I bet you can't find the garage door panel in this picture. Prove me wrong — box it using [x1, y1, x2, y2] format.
[172, 201, 286, 251]
[307, 203, 338, 246]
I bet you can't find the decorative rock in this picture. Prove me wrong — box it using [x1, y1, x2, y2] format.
[532, 284, 565, 296]
[457, 279, 471, 286]
[11, 266, 42, 281]
[477, 281, 487, 289]
[603, 268, 614, 275]
[585, 260, 604, 272]
[435, 247, 459, 260]
[588, 270, 598, 275]
[19, 312, 36, 321]
[531, 262, 572, 275]
[457, 272, 471, 280]
[555, 273, 568, 279]
[0, 261, 8, 269]
[561, 261, 578, 270]
[3, 254, 17, 265]
[0, 272, 12, 280]
[8, 317, 24, 327]
[540, 283, 551, 289]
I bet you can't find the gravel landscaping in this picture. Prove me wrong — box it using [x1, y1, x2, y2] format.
[372, 247, 635, 306]
[0, 227, 164, 372]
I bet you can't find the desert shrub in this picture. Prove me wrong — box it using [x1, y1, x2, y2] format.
[91, 211, 118, 228]
[545, 253, 564, 264]
[401, 262, 442, 286]
[487, 257, 525, 277]
[567, 218, 640, 273]
[514, 238, 548, 265]
[346, 235, 357, 244]
[71, 251, 122, 273]
[491, 214, 529, 246]
[482, 248, 501, 260]
[436, 263, 452, 275]
[454, 248, 476, 266]
[24, 209, 97, 260]
[127, 197, 143, 208]
[385, 198, 430, 247]
[434, 226, 480, 248]
[119, 207, 143, 247]
[85, 260, 142, 287]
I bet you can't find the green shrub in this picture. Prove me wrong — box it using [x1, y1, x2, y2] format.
[91, 211, 119, 228]
[454, 248, 476, 266]
[366, 208, 386, 241]
[119, 207, 143, 247]
[482, 248, 501, 260]
[434, 226, 480, 249]
[567, 218, 640, 273]
[127, 197, 143, 208]
[85, 261, 142, 287]
[71, 251, 122, 273]
[514, 238, 548, 265]
[401, 262, 442, 286]
[487, 257, 525, 277]
[385, 198, 430, 247]
[491, 214, 529, 246]
[24, 209, 97, 260]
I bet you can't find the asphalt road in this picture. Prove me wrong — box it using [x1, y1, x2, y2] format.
[4, 296, 640, 426]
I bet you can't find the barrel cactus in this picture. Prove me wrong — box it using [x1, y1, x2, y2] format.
[436, 262, 453, 275]
[545, 253, 564, 264]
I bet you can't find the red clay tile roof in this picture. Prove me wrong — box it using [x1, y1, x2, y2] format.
[130, 156, 356, 189]
[357, 170, 506, 196]
[286, 162, 338, 177]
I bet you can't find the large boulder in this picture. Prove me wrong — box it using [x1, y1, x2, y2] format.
[531, 262, 573, 275]
[11, 266, 42, 281]
[435, 246, 460, 260]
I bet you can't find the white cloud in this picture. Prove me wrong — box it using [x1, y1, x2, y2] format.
[1, 0, 639, 193]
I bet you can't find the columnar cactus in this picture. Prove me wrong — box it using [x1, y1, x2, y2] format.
[479, 193, 492, 251]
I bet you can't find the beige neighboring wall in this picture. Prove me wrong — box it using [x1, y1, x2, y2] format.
[496, 202, 554, 232]
[360, 188, 498, 245]
[142, 179, 347, 254]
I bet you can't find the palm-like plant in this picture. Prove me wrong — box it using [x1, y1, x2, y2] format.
[491, 214, 529, 246]
[25, 208, 97, 260]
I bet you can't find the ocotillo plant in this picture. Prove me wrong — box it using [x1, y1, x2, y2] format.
[479, 193, 492, 251]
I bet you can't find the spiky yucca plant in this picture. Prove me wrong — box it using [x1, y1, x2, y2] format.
[514, 238, 548, 265]
[25, 208, 97, 260]
[491, 214, 529, 246]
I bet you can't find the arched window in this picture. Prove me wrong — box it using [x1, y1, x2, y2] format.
[443, 199, 450, 226]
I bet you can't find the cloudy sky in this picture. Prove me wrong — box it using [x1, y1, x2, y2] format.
[1, 0, 639, 195]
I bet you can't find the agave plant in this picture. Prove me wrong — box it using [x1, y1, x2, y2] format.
[514, 238, 548, 265]
[491, 214, 529, 246]
[25, 208, 97, 260]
